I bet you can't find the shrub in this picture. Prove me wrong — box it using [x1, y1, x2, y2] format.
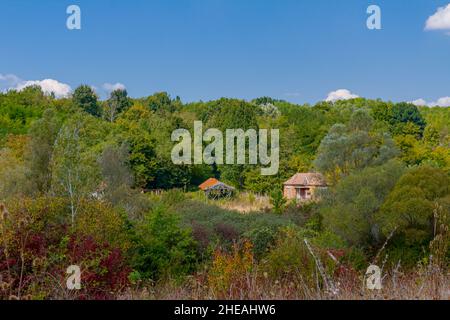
[214, 223, 239, 243]
[382, 235, 428, 268]
[262, 227, 336, 287]
[190, 221, 212, 252]
[131, 205, 198, 280]
[377, 166, 450, 246]
[283, 201, 320, 227]
[0, 198, 131, 300]
[429, 201, 450, 269]
[72, 199, 132, 252]
[243, 226, 278, 259]
[161, 189, 186, 207]
[179, 199, 296, 251]
[321, 160, 405, 247]
[207, 241, 254, 298]
[311, 230, 346, 250]
[270, 188, 286, 215]
[63, 234, 131, 300]
[339, 247, 368, 271]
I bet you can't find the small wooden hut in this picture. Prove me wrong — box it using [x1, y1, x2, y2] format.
[199, 178, 235, 199]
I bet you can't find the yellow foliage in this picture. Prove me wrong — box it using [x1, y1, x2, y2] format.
[73, 200, 131, 252]
[208, 241, 254, 297]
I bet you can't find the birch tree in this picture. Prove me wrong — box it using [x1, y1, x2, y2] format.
[51, 115, 99, 224]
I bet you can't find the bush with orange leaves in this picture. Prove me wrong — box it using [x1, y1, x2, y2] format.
[208, 241, 255, 299]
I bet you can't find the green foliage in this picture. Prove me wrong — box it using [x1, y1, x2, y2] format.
[270, 188, 287, 215]
[321, 160, 405, 247]
[383, 234, 430, 268]
[0, 136, 31, 199]
[421, 106, 450, 147]
[73, 199, 132, 251]
[145, 92, 180, 113]
[103, 89, 132, 122]
[0, 88, 449, 296]
[131, 206, 198, 280]
[116, 104, 158, 188]
[429, 200, 450, 268]
[314, 110, 398, 183]
[390, 102, 426, 137]
[99, 143, 133, 190]
[243, 226, 278, 259]
[73, 85, 101, 117]
[339, 247, 368, 271]
[26, 109, 62, 194]
[176, 199, 297, 256]
[201, 98, 259, 188]
[262, 227, 335, 286]
[0, 197, 131, 299]
[51, 113, 110, 223]
[97, 143, 150, 218]
[116, 103, 205, 190]
[394, 134, 428, 166]
[0, 87, 51, 142]
[160, 189, 186, 206]
[311, 230, 347, 250]
[376, 166, 450, 243]
[244, 168, 285, 194]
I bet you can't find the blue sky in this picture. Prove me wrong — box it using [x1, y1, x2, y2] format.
[1, 0, 450, 105]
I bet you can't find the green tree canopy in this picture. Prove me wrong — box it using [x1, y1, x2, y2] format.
[314, 110, 398, 183]
[376, 166, 450, 244]
[73, 85, 101, 117]
[321, 160, 405, 247]
[104, 89, 132, 122]
[26, 109, 62, 194]
[390, 102, 426, 137]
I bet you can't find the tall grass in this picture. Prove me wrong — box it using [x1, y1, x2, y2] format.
[120, 264, 448, 300]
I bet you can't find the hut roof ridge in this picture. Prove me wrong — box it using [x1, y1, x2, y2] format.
[283, 172, 326, 186]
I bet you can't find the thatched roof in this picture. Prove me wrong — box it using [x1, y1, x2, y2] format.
[283, 173, 327, 187]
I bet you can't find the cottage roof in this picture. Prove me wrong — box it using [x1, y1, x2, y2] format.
[283, 173, 327, 187]
[199, 178, 220, 191]
[206, 182, 235, 191]
[199, 178, 235, 191]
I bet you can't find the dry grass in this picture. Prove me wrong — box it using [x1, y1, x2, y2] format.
[216, 193, 272, 214]
[120, 266, 449, 300]
[186, 191, 272, 214]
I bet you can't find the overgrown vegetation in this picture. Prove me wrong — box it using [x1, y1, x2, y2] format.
[0, 87, 448, 299]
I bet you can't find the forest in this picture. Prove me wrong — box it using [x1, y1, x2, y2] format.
[0, 85, 448, 299]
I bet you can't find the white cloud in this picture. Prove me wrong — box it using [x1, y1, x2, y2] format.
[410, 99, 428, 106]
[0, 73, 20, 84]
[0, 73, 21, 91]
[425, 4, 450, 32]
[432, 97, 450, 107]
[15, 79, 72, 98]
[325, 89, 359, 102]
[410, 97, 450, 107]
[102, 82, 126, 92]
[1, 74, 72, 97]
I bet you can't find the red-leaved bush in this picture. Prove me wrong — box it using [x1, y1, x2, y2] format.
[66, 235, 131, 300]
[0, 198, 131, 300]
